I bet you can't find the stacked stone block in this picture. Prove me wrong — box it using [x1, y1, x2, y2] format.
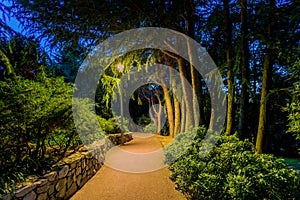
[3, 133, 133, 200]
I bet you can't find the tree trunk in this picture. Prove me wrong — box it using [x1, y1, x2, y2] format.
[155, 94, 163, 134]
[186, 0, 200, 128]
[173, 95, 181, 135]
[195, 73, 206, 126]
[224, 0, 235, 135]
[169, 64, 181, 137]
[256, 0, 275, 154]
[178, 58, 194, 131]
[238, 0, 250, 139]
[180, 95, 186, 133]
[119, 85, 124, 145]
[256, 51, 273, 153]
[162, 85, 174, 137]
[149, 94, 163, 134]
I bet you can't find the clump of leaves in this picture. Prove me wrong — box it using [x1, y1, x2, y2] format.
[168, 133, 300, 200]
[164, 126, 206, 164]
[97, 116, 122, 134]
[283, 80, 300, 152]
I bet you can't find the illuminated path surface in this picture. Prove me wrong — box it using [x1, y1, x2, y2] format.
[70, 134, 186, 200]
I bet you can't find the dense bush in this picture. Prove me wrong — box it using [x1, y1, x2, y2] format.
[0, 77, 75, 194]
[167, 129, 300, 200]
[97, 116, 120, 134]
[0, 77, 107, 196]
[144, 123, 158, 133]
[165, 126, 205, 164]
[283, 82, 300, 152]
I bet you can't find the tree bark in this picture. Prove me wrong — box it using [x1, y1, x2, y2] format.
[178, 58, 194, 131]
[185, 0, 200, 128]
[256, 0, 275, 154]
[223, 0, 235, 135]
[169, 64, 181, 137]
[155, 94, 163, 134]
[256, 50, 273, 153]
[180, 95, 186, 133]
[238, 0, 250, 139]
[162, 85, 174, 137]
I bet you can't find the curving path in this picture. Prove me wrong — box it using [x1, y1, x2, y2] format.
[70, 133, 186, 200]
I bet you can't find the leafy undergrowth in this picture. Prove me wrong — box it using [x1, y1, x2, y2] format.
[166, 127, 300, 200]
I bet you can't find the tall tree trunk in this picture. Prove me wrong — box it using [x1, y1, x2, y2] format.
[149, 94, 163, 134]
[151, 61, 175, 136]
[173, 95, 181, 135]
[180, 95, 186, 133]
[256, 0, 275, 154]
[178, 58, 194, 131]
[224, 0, 235, 135]
[238, 0, 250, 139]
[256, 50, 273, 153]
[169, 64, 181, 136]
[189, 53, 199, 127]
[186, 0, 201, 128]
[119, 85, 124, 145]
[162, 85, 174, 137]
[196, 74, 206, 126]
[154, 94, 163, 134]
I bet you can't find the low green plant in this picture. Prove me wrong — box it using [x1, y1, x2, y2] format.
[165, 126, 206, 164]
[138, 115, 151, 126]
[168, 131, 300, 200]
[144, 123, 158, 133]
[97, 116, 120, 134]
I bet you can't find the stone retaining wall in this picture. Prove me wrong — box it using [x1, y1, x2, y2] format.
[3, 133, 133, 200]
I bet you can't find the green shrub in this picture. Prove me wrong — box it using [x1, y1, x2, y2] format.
[72, 98, 105, 144]
[168, 132, 300, 200]
[283, 82, 300, 153]
[138, 115, 151, 126]
[144, 123, 158, 133]
[165, 126, 206, 164]
[97, 116, 120, 134]
[0, 77, 92, 196]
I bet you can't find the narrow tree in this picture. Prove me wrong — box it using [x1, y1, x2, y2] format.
[223, 0, 235, 135]
[256, 0, 275, 154]
[238, 0, 250, 139]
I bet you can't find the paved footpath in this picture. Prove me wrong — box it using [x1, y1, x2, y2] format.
[71, 134, 186, 200]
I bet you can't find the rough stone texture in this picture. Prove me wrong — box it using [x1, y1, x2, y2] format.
[23, 191, 36, 200]
[75, 167, 81, 176]
[36, 192, 47, 200]
[67, 174, 75, 189]
[36, 183, 50, 194]
[55, 178, 66, 192]
[43, 172, 57, 182]
[15, 185, 37, 198]
[7, 133, 132, 200]
[76, 175, 82, 187]
[65, 183, 77, 199]
[56, 184, 67, 199]
[48, 184, 55, 196]
[58, 165, 69, 179]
